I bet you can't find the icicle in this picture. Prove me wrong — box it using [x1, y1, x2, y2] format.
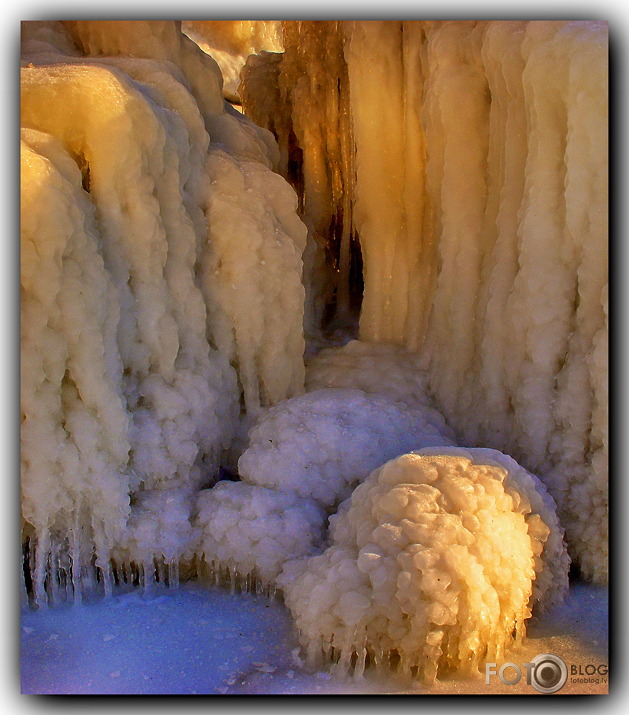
[169, 559, 179, 589]
[70, 524, 82, 605]
[306, 640, 321, 667]
[48, 543, 61, 605]
[353, 635, 367, 680]
[20, 556, 29, 607]
[32, 530, 50, 608]
[138, 562, 146, 591]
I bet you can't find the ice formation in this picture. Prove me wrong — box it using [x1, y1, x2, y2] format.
[241, 21, 357, 321]
[200, 146, 307, 415]
[306, 340, 432, 410]
[279, 447, 569, 683]
[55, 20, 280, 167]
[20, 20, 308, 603]
[242, 20, 608, 581]
[21, 128, 131, 604]
[195, 482, 327, 593]
[112, 489, 197, 590]
[21, 17, 605, 648]
[182, 21, 283, 103]
[238, 389, 455, 508]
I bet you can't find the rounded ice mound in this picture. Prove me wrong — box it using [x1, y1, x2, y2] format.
[461, 447, 570, 612]
[278, 447, 569, 684]
[238, 388, 455, 508]
[113, 489, 197, 588]
[306, 340, 433, 410]
[195, 481, 328, 592]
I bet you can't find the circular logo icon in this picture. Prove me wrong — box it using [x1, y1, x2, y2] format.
[529, 653, 568, 693]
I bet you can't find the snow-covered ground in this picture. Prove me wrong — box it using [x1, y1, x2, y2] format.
[21, 579, 607, 695]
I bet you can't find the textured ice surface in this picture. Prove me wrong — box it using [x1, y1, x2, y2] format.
[195, 481, 327, 589]
[279, 447, 569, 684]
[182, 20, 283, 102]
[241, 20, 608, 582]
[20, 20, 308, 602]
[238, 388, 455, 507]
[21, 128, 132, 605]
[241, 21, 355, 322]
[306, 340, 433, 409]
[200, 146, 307, 415]
[112, 489, 197, 589]
[20, 24, 606, 693]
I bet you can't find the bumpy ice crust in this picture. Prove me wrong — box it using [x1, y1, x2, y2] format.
[238, 388, 455, 508]
[306, 340, 433, 410]
[195, 481, 328, 590]
[279, 447, 569, 684]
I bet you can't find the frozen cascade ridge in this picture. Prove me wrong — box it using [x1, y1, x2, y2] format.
[21, 20, 606, 687]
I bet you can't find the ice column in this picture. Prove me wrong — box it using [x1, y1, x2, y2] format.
[21, 129, 131, 605]
[242, 21, 356, 323]
[345, 21, 438, 349]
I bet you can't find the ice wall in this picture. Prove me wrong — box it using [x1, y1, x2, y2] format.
[182, 20, 283, 102]
[242, 20, 608, 582]
[20, 18, 608, 609]
[242, 22, 356, 323]
[20, 20, 307, 603]
[21, 129, 132, 604]
[420, 21, 608, 583]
